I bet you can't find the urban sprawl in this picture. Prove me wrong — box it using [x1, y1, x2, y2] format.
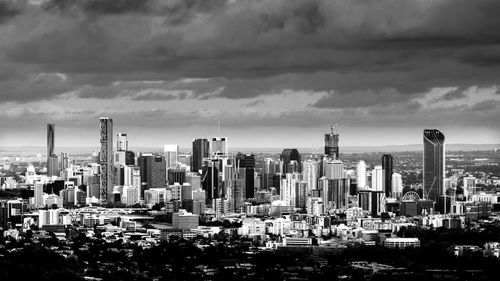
[1, 118, 500, 280]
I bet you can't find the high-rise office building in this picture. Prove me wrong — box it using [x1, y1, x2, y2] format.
[116, 133, 128, 151]
[423, 129, 445, 203]
[164, 144, 179, 168]
[392, 172, 403, 196]
[99, 117, 114, 203]
[280, 173, 300, 207]
[138, 154, 167, 191]
[371, 165, 385, 192]
[463, 176, 477, 199]
[302, 160, 319, 195]
[210, 137, 228, 157]
[132, 167, 141, 200]
[34, 181, 44, 208]
[280, 149, 301, 173]
[192, 138, 209, 173]
[356, 160, 367, 189]
[60, 152, 69, 170]
[47, 124, 55, 157]
[236, 153, 255, 199]
[201, 165, 219, 204]
[233, 167, 246, 212]
[382, 154, 393, 197]
[263, 158, 280, 190]
[324, 127, 340, 159]
[324, 159, 344, 179]
[167, 166, 186, 185]
[46, 124, 59, 177]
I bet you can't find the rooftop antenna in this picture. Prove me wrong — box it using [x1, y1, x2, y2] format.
[331, 122, 339, 134]
[217, 120, 221, 138]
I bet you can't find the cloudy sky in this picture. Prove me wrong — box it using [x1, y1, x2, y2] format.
[0, 0, 499, 149]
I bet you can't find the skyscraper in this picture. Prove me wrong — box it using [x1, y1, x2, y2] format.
[236, 153, 255, 199]
[210, 137, 228, 157]
[99, 117, 114, 203]
[46, 124, 59, 177]
[324, 159, 344, 179]
[381, 154, 393, 197]
[302, 159, 319, 195]
[116, 133, 128, 151]
[371, 165, 385, 192]
[423, 129, 445, 203]
[60, 152, 69, 170]
[192, 138, 209, 173]
[280, 149, 301, 173]
[392, 172, 403, 197]
[263, 158, 280, 190]
[164, 144, 179, 168]
[138, 154, 167, 191]
[324, 126, 340, 159]
[280, 173, 300, 207]
[356, 160, 367, 189]
[201, 164, 219, 204]
[47, 124, 54, 157]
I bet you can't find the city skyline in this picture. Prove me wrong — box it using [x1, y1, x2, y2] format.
[0, 0, 499, 147]
[1, 2, 500, 280]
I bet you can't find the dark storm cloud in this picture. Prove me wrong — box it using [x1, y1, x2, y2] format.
[2, 0, 500, 107]
[0, 1, 20, 23]
[44, 0, 151, 14]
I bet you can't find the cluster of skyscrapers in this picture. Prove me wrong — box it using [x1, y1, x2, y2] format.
[41, 117, 448, 218]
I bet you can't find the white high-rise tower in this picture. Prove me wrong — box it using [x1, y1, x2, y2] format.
[356, 160, 366, 189]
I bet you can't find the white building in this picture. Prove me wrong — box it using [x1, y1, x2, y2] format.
[239, 218, 266, 236]
[144, 188, 167, 205]
[392, 172, 403, 196]
[302, 160, 319, 195]
[463, 176, 477, 199]
[371, 165, 385, 192]
[164, 144, 179, 168]
[384, 237, 420, 248]
[34, 181, 44, 208]
[122, 185, 138, 206]
[280, 173, 300, 207]
[356, 160, 367, 189]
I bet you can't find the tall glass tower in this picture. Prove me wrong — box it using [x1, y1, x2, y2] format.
[381, 154, 393, 197]
[46, 124, 59, 177]
[325, 126, 339, 159]
[100, 117, 114, 203]
[192, 138, 209, 173]
[423, 129, 445, 203]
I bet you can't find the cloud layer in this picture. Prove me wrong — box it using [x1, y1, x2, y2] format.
[0, 0, 499, 146]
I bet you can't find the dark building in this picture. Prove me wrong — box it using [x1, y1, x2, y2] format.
[324, 127, 339, 159]
[236, 153, 255, 199]
[168, 168, 186, 185]
[99, 117, 114, 203]
[45, 179, 65, 195]
[138, 154, 167, 191]
[0, 201, 8, 230]
[192, 138, 210, 173]
[46, 124, 59, 177]
[47, 123, 55, 157]
[272, 174, 282, 194]
[322, 178, 350, 210]
[201, 165, 219, 204]
[263, 159, 280, 190]
[423, 129, 445, 204]
[280, 149, 301, 173]
[381, 154, 393, 197]
[125, 151, 135, 166]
